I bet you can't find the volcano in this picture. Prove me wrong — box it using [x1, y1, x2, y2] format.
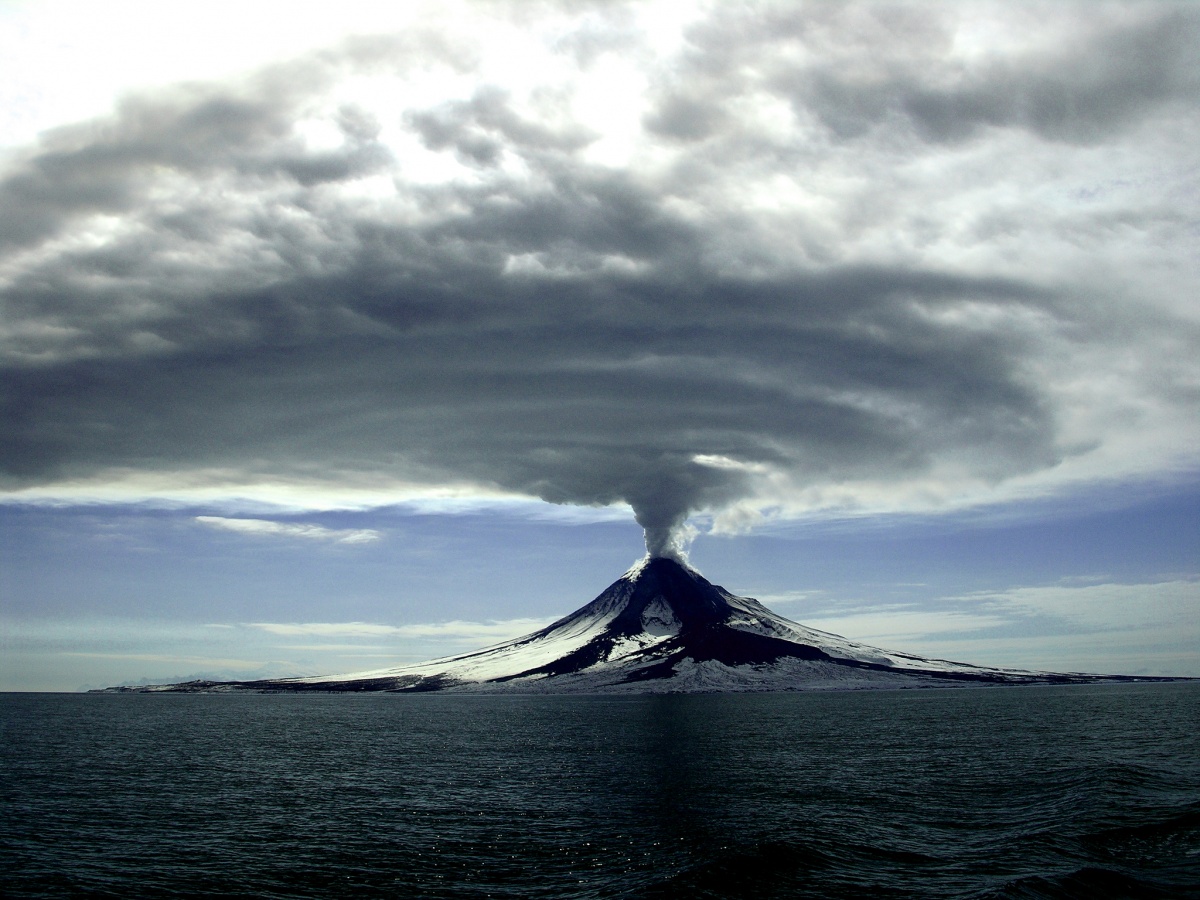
[109, 557, 1167, 693]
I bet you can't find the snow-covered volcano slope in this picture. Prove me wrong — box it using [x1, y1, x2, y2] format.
[114, 557, 1166, 694]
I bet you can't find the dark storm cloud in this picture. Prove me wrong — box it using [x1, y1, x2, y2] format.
[2, 2, 1197, 552]
[406, 86, 593, 167]
[646, 4, 1200, 146]
[814, 12, 1199, 145]
[0, 30, 466, 252]
[0, 89, 302, 251]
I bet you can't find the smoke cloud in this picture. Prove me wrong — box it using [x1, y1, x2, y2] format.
[1, 2, 1197, 544]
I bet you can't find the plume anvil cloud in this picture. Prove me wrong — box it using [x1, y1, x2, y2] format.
[104, 558, 1175, 694]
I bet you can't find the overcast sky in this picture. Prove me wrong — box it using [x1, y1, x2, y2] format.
[2, 0, 1197, 690]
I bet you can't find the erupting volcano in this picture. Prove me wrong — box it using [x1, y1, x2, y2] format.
[107, 556, 1163, 694]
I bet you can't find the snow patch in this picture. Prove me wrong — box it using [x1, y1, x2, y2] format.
[640, 596, 680, 636]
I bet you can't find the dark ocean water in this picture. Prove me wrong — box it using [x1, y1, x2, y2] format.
[1, 685, 1198, 899]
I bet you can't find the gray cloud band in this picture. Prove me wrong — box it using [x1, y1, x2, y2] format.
[2, 3, 1197, 554]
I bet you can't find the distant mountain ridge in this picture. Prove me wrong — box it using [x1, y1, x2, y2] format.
[102, 557, 1181, 693]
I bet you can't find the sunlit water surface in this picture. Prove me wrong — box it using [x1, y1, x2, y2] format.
[2, 685, 1198, 898]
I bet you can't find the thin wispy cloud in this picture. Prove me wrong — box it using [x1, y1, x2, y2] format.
[60, 651, 273, 669]
[195, 516, 380, 544]
[247, 618, 554, 643]
[968, 579, 1200, 635]
[249, 622, 404, 638]
[801, 608, 1013, 644]
[801, 579, 1200, 669]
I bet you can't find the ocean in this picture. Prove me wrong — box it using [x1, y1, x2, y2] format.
[2, 684, 1197, 898]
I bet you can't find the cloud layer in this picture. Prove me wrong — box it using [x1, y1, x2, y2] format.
[196, 516, 380, 544]
[2, 2, 1198, 552]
